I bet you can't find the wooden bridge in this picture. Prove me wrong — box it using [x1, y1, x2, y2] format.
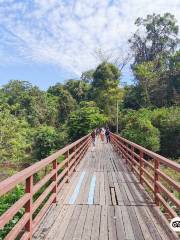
[0, 133, 180, 240]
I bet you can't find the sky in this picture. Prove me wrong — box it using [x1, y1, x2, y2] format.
[0, 0, 180, 90]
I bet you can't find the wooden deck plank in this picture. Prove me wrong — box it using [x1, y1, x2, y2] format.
[121, 205, 135, 240]
[94, 172, 100, 205]
[99, 172, 105, 206]
[114, 206, 126, 240]
[99, 206, 108, 240]
[45, 205, 69, 240]
[72, 205, 88, 240]
[108, 206, 117, 240]
[81, 205, 95, 240]
[127, 206, 144, 240]
[91, 205, 101, 240]
[63, 205, 82, 240]
[54, 205, 75, 240]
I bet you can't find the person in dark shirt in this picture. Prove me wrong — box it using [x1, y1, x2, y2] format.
[105, 127, 110, 143]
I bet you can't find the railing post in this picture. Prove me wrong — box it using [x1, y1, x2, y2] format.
[25, 176, 33, 239]
[66, 150, 69, 183]
[125, 143, 128, 164]
[52, 159, 57, 203]
[73, 145, 77, 172]
[154, 158, 160, 206]
[131, 145, 134, 172]
[140, 151, 144, 184]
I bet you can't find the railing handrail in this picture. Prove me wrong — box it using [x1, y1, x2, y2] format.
[110, 132, 180, 219]
[0, 133, 91, 240]
[0, 134, 90, 196]
[112, 133, 180, 171]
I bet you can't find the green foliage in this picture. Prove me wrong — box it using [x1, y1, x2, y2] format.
[81, 70, 94, 83]
[1, 80, 59, 127]
[151, 107, 180, 158]
[48, 83, 77, 122]
[120, 109, 160, 152]
[0, 185, 24, 239]
[0, 110, 30, 163]
[65, 79, 90, 103]
[123, 85, 143, 109]
[32, 125, 60, 160]
[129, 13, 179, 64]
[127, 13, 180, 109]
[68, 101, 108, 140]
[92, 62, 120, 89]
[92, 62, 123, 118]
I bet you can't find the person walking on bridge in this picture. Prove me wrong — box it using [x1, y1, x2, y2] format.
[91, 130, 96, 146]
[100, 127, 105, 142]
[105, 127, 110, 143]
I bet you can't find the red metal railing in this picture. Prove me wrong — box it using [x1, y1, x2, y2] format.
[0, 134, 91, 240]
[111, 133, 180, 219]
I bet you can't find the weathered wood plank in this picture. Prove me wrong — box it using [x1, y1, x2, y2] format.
[121, 205, 135, 240]
[73, 205, 88, 240]
[99, 206, 108, 240]
[63, 205, 82, 240]
[108, 206, 117, 240]
[54, 205, 75, 240]
[91, 205, 101, 240]
[81, 205, 95, 240]
[115, 206, 126, 239]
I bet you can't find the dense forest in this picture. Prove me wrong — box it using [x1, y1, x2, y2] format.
[0, 12, 180, 175]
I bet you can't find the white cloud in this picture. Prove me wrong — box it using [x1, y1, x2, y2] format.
[0, 0, 179, 77]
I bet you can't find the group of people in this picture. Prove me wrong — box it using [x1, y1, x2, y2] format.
[91, 127, 110, 146]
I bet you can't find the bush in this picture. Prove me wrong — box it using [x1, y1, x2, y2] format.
[32, 125, 59, 160]
[120, 109, 160, 152]
[151, 107, 180, 158]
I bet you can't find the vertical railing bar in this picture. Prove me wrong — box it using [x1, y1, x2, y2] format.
[25, 175, 33, 239]
[131, 145, 134, 172]
[66, 150, 69, 183]
[52, 159, 57, 203]
[140, 151, 144, 184]
[125, 142, 128, 164]
[154, 158, 160, 205]
[73, 145, 76, 172]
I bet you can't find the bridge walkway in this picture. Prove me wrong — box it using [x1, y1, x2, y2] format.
[33, 140, 178, 240]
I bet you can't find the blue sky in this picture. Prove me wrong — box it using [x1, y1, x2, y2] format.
[0, 0, 179, 90]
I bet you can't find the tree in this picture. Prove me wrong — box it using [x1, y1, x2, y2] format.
[92, 62, 123, 117]
[68, 101, 108, 140]
[0, 110, 30, 163]
[123, 85, 143, 109]
[48, 83, 77, 123]
[129, 13, 179, 64]
[92, 62, 120, 89]
[151, 107, 180, 158]
[120, 109, 160, 152]
[81, 70, 94, 83]
[65, 79, 90, 103]
[32, 125, 59, 160]
[166, 50, 180, 105]
[1, 80, 58, 127]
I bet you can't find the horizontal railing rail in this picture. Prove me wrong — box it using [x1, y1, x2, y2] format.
[0, 134, 91, 240]
[111, 132, 180, 220]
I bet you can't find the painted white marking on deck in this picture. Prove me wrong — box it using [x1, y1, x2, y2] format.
[68, 171, 86, 204]
[88, 175, 96, 204]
